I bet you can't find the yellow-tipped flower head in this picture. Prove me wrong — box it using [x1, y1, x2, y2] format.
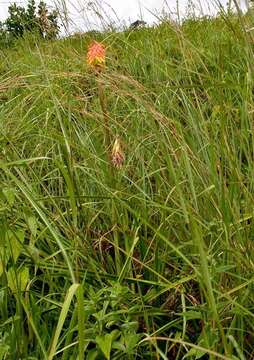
[111, 137, 125, 168]
[87, 41, 106, 69]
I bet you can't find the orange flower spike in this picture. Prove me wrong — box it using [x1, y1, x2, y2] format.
[87, 41, 106, 69]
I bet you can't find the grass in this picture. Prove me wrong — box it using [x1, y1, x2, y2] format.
[0, 9, 254, 359]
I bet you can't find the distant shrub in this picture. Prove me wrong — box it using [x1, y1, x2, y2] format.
[0, 0, 59, 47]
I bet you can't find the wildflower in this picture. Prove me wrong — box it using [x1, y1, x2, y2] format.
[87, 41, 106, 69]
[111, 137, 125, 168]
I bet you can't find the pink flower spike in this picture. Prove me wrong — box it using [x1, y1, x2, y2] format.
[111, 138, 125, 168]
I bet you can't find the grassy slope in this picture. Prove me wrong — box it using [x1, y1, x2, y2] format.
[0, 14, 254, 359]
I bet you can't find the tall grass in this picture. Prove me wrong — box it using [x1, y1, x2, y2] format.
[0, 8, 254, 359]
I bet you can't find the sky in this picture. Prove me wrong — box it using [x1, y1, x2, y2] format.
[0, 0, 249, 32]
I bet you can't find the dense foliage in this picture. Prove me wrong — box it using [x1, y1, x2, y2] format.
[0, 0, 59, 47]
[0, 10, 254, 359]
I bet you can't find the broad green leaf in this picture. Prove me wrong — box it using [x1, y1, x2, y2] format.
[96, 330, 119, 360]
[2, 187, 15, 207]
[86, 349, 98, 360]
[112, 341, 125, 351]
[27, 215, 37, 237]
[7, 266, 29, 293]
[7, 267, 17, 293]
[123, 333, 141, 354]
[8, 229, 25, 263]
[19, 266, 29, 292]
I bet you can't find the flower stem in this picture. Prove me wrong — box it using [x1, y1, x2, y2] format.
[97, 74, 111, 150]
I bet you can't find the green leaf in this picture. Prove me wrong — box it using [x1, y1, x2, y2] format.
[6, 171, 76, 283]
[27, 215, 37, 237]
[96, 330, 119, 360]
[0, 260, 3, 277]
[123, 333, 141, 354]
[86, 349, 98, 360]
[178, 311, 202, 320]
[8, 229, 25, 263]
[0, 344, 9, 360]
[7, 268, 17, 292]
[2, 187, 15, 207]
[228, 335, 246, 360]
[48, 283, 80, 360]
[112, 341, 126, 351]
[19, 266, 29, 292]
[7, 266, 29, 293]
[184, 347, 207, 359]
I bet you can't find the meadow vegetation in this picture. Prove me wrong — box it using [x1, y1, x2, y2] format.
[0, 8, 254, 359]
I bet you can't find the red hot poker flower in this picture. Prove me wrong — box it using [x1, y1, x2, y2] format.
[87, 41, 106, 68]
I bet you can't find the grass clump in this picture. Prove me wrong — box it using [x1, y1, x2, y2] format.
[0, 11, 254, 359]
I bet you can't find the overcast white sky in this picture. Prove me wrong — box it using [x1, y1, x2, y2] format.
[0, 0, 248, 32]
